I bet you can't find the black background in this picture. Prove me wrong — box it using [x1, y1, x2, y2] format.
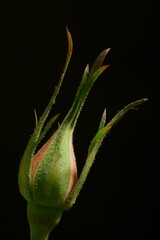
[1, 1, 159, 239]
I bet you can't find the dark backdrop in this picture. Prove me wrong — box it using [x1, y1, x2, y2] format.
[1, 1, 159, 239]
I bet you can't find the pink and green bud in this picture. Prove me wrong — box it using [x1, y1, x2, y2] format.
[18, 29, 109, 208]
[18, 28, 147, 240]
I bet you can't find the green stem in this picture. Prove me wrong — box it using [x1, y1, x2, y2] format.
[27, 201, 63, 240]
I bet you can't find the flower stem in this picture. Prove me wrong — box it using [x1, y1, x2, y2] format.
[27, 201, 63, 240]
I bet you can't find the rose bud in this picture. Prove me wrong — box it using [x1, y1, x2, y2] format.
[18, 28, 147, 240]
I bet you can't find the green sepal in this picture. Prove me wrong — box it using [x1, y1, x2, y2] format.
[37, 113, 60, 146]
[64, 65, 110, 129]
[18, 28, 73, 201]
[98, 108, 107, 130]
[75, 48, 110, 99]
[76, 64, 89, 95]
[33, 27, 73, 144]
[28, 47, 110, 208]
[34, 109, 38, 127]
[88, 99, 148, 154]
[62, 47, 110, 129]
[89, 48, 110, 76]
[64, 98, 148, 209]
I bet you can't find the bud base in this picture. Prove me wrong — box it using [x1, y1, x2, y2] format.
[27, 201, 63, 240]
